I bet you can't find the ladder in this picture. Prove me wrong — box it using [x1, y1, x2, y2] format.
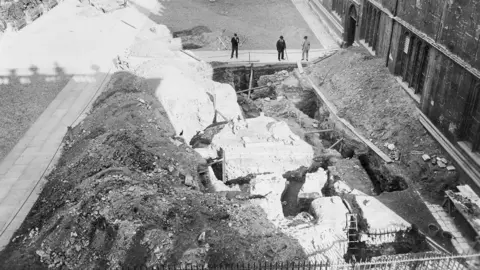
[346, 213, 359, 245]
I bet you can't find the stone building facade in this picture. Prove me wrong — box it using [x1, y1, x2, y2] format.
[310, 0, 480, 182]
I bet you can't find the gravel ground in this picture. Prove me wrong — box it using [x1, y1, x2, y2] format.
[0, 70, 72, 162]
[156, 0, 322, 50]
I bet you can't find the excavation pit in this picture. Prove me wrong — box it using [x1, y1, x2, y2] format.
[358, 154, 408, 195]
[212, 64, 298, 91]
[345, 226, 430, 263]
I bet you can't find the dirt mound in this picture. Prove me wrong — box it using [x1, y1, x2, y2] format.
[173, 26, 215, 50]
[307, 48, 458, 202]
[0, 72, 308, 269]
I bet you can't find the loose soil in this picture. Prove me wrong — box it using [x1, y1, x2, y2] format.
[225, 59, 456, 251]
[0, 68, 72, 163]
[156, 0, 322, 50]
[0, 72, 308, 269]
[307, 48, 459, 204]
[304, 48, 459, 250]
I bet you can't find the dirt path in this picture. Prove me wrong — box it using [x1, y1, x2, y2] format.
[156, 0, 322, 50]
[0, 70, 71, 162]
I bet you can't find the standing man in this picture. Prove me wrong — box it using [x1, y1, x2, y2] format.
[231, 33, 240, 59]
[301, 36, 310, 61]
[276, 36, 286, 61]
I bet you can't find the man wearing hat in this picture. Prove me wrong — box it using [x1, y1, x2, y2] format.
[276, 36, 286, 61]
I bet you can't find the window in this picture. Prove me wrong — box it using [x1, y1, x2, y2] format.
[460, 81, 480, 153]
[397, 30, 430, 95]
[363, 2, 381, 51]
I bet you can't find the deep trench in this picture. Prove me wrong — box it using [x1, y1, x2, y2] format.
[212, 64, 298, 91]
[210, 65, 419, 261]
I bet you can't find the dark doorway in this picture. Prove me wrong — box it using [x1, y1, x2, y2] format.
[347, 17, 357, 46]
[346, 5, 357, 46]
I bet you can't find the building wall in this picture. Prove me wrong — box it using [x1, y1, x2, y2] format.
[376, 12, 392, 56]
[396, 0, 443, 39]
[379, 0, 397, 14]
[318, 0, 334, 11]
[359, 1, 392, 58]
[426, 54, 470, 141]
[387, 21, 403, 72]
[436, 0, 480, 70]
[316, 0, 480, 177]
[395, 0, 480, 70]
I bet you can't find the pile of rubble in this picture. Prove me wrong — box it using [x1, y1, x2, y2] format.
[421, 154, 456, 171]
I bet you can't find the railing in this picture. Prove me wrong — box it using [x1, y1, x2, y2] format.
[123, 253, 480, 270]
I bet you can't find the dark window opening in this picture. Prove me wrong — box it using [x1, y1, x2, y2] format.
[397, 30, 430, 96]
[460, 81, 480, 153]
[363, 2, 381, 52]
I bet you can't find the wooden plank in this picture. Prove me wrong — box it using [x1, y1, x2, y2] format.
[227, 60, 261, 64]
[305, 76, 393, 163]
[248, 64, 254, 99]
[216, 109, 228, 121]
[445, 191, 480, 235]
[305, 129, 334, 134]
[217, 36, 228, 50]
[328, 138, 343, 149]
[297, 60, 304, 74]
[457, 185, 479, 200]
[222, 148, 226, 181]
[180, 50, 201, 62]
[236, 85, 269, 94]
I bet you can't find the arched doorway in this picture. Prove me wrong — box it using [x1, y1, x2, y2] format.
[346, 5, 357, 46]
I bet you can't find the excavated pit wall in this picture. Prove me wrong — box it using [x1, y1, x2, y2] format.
[209, 65, 438, 262]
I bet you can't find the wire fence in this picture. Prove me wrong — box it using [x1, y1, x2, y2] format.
[123, 253, 480, 270]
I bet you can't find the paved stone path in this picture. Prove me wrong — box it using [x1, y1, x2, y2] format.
[193, 49, 338, 64]
[0, 72, 111, 249]
[290, 0, 339, 49]
[424, 201, 475, 254]
[0, 0, 158, 250]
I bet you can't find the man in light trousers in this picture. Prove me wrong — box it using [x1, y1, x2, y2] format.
[301, 36, 310, 61]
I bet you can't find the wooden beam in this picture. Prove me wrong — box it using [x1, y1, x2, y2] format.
[297, 60, 304, 74]
[305, 76, 393, 163]
[218, 36, 228, 50]
[222, 148, 226, 182]
[236, 85, 269, 94]
[228, 60, 261, 63]
[216, 109, 228, 121]
[248, 64, 254, 99]
[328, 138, 343, 149]
[305, 129, 334, 134]
[180, 50, 201, 62]
[207, 158, 223, 166]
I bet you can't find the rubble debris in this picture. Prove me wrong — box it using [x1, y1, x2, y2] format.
[422, 154, 431, 161]
[447, 165, 456, 171]
[310, 196, 348, 231]
[249, 173, 286, 223]
[384, 143, 395, 151]
[354, 196, 410, 232]
[297, 169, 327, 209]
[437, 160, 446, 168]
[210, 115, 313, 179]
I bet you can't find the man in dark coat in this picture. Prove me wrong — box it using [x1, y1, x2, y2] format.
[231, 33, 239, 59]
[276, 36, 286, 61]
